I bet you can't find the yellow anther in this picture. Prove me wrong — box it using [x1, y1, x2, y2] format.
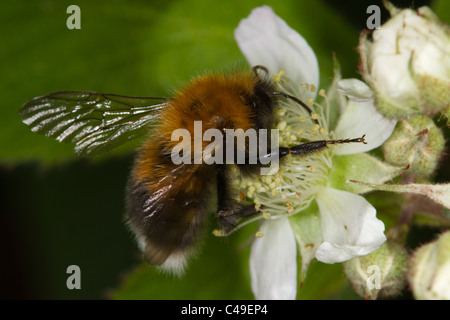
[319, 88, 326, 97]
[285, 200, 294, 207]
[273, 69, 285, 83]
[311, 113, 320, 120]
[312, 124, 320, 135]
[262, 212, 271, 219]
[277, 121, 287, 130]
[212, 229, 226, 237]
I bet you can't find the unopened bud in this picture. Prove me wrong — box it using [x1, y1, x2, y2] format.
[407, 231, 450, 300]
[359, 5, 450, 119]
[343, 242, 408, 300]
[382, 115, 445, 177]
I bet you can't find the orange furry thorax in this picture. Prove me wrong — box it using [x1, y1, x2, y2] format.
[162, 71, 258, 137]
[133, 71, 260, 188]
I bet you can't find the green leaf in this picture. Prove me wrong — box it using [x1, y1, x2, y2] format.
[432, 0, 450, 24]
[297, 259, 358, 299]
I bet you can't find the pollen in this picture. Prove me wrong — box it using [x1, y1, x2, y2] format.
[262, 212, 271, 219]
[247, 186, 256, 198]
[299, 115, 307, 122]
[277, 108, 286, 117]
[319, 88, 326, 97]
[307, 98, 314, 105]
[276, 121, 287, 130]
[309, 84, 316, 93]
[273, 69, 285, 83]
[255, 231, 264, 238]
[285, 199, 295, 214]
[320, 127, 328, 135]
[297, 128, 305, 136]
[212, 229, 226, 237]
[311, 113, 320, 120]
[312, 124, 320, 135]
[255, 203, 261, 210]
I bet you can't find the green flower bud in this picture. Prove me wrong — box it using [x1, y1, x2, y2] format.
[359, 4, 450, 119]
[343, 242, 408, 300]
[381, 115, 445, 177]
[408, 231, 450, 300]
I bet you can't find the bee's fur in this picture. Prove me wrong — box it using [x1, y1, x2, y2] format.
[125, 70, 277, 273]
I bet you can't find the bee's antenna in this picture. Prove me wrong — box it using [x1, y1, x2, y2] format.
[251, 65, 318, 124]
[252, 65, 269, 77]
[271, 91, 318, 124]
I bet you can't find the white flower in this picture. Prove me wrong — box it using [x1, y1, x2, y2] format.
[234, 6, 398, 300]
[359, 4, 450, 119]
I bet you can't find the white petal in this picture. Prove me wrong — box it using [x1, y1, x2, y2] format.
[249, 217, 297, 300]
[333, 95, 397, 155]
[315, 187, 386, 263]
[336, 79, 373, 102]
[235, 5, 319, 89]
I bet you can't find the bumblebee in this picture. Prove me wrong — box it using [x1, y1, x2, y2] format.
[20, 66, 365, 273]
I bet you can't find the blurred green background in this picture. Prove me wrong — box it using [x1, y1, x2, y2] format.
[1, 0, 448, 299]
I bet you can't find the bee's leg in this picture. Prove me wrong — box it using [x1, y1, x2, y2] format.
[215, 166, 259, 235]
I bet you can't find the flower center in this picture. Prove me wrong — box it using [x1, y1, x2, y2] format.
[231, 72, 333, 224]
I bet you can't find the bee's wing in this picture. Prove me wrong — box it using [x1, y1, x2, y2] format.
[19, 91, 169, 155]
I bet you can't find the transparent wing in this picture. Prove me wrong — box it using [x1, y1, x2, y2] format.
[20, 91, 169, 155]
